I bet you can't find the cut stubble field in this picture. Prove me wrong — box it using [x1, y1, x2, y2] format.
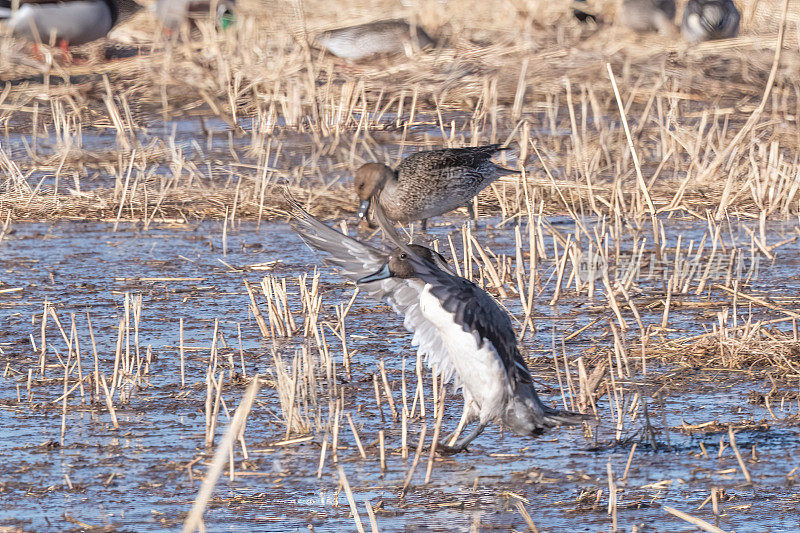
[1, 0, 800, 531]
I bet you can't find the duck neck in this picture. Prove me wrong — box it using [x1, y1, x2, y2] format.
[379, 168, 400, 198]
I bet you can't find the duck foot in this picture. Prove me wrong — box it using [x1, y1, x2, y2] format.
[405, 439, 470, 455]
[434, 441, 470, 455]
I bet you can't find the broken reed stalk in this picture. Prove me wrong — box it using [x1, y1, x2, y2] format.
[663, 506, 729, 533]
[60, 348, 71, 445]
[346, 413, 367, 460]
[515, 501, 539, 533]
[401, 424, 427, 496]
[622, 443, 637, 481]
[379, 360, 398, 420]
[70, 314, 85, 403]
[317, 432, 329, 479]
[372, 374, 384, 422]
[87, 312, 100, 399]
[182, 376, 261, 533]
[331, 401, 341, 463]
[206, 370, 224, 447]
[379, 430, 386, 472]
[180, 317, 185, 388]
[727, 427, 752, 484]
[605, 63, 658, 249]
[607, 461, 618, 532]
[99, 374, 119, 429]
[338, 466, 366, 533]
[425, 388, 446, 484]
[364, 500, 380, 533]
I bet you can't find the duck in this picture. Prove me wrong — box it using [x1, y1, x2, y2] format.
[355, 144, 516, 230]
[619, 0, 677, 34]
[154, 0, 235, 32]
[0, 0, 141, 48]
[680, 0, 740, 43]
[312, 19, 434, 61]
[288, 199, 589, 453]
[572, 0, 599, 23]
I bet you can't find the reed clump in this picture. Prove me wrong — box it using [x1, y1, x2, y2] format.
[0, 0, 797, 224]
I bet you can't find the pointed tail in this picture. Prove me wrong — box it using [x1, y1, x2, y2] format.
[502, 381, 591, 436]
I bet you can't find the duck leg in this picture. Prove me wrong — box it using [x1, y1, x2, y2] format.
[443, 401, 475, 446]
[437, 422, 488, 454]
[467, 200, 480, 229]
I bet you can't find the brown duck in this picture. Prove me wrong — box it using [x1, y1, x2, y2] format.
[355, 144, 516, 229]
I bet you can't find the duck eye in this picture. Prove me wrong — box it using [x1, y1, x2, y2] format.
[400, 253, 407, 259]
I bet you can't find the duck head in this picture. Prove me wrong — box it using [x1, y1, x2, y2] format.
[358, 245, 446, 283]
[354, 163, 395, 220]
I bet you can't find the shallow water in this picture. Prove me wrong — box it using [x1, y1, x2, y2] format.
[1, 216, 800, 532]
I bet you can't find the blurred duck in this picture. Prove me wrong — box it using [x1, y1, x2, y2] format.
[572, 0, 599, 23]
[680, 0, 740, 43]
[619, 0, 677, 35]
[288, 201, 589, 453]
[0, 0, 141, 47]
[154, 0, 235, 32]
[312, 19, 434, 61]
[355, 144, 516, 230]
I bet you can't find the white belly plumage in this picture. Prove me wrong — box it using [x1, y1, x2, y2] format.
[418, 284, 510, 422]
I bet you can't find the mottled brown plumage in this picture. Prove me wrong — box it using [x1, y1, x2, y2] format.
[355, 144, 516, 226]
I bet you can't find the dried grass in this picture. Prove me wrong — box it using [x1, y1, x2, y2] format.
[0, 0, 797, 223]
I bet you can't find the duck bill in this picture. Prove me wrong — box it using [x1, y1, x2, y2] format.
[357, 199, 371, 220]
[357, 263, 391, 284]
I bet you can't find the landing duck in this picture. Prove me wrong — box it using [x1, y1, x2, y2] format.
[289, 200, 588, 452]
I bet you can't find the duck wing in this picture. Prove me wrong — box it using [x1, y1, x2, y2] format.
[395, 145, 515, 210]
[404, 236, 590, 429]
[401, 144, 506, 169]
[398, 144, 512, 180]
[287, 200, 454, 383]
[288, 200, 387, 283]
[415, 254, 531, 384]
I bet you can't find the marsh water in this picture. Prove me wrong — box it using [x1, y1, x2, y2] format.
[1, 214, 800, 532]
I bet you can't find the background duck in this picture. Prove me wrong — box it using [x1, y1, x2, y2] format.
[680, 0, 740, 43]
[571, 0, 599, 23]
[0, 0, 141, 47]
[355, 144, 516, 230]
[154, 0, 235, 32]
[619, 0, 677, 35]
[312, 19, 434, 61]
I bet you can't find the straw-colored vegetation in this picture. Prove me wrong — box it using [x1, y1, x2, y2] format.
[1, 0, 798, 222]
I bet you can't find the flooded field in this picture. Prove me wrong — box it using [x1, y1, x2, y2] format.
[1, 215, 799, 532]
[2, 0, 800, 531]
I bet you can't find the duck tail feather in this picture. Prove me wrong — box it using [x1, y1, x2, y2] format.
[502, 382, 591, 436]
